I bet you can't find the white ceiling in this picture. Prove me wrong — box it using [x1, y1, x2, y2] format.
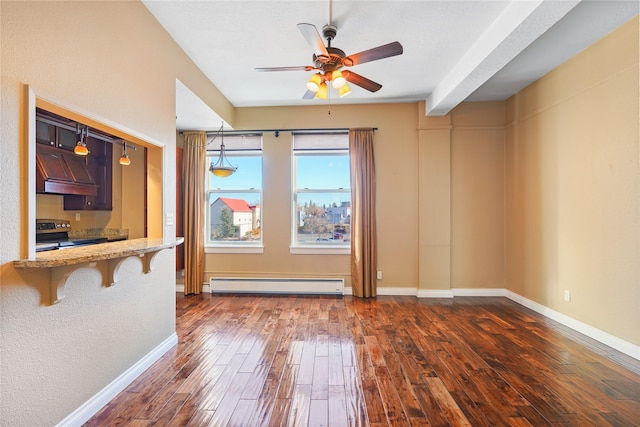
[141, 1, 639, 131]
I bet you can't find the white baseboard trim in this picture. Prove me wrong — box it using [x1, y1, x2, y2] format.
[378, 287, 420, 296]
[417, 289, 454, 298]
[56, 333, 179, 427]
[453, 288, 507, 297]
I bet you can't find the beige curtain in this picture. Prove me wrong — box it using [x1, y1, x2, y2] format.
[349, 128, 377, 298]
[182, 131, 207, 295]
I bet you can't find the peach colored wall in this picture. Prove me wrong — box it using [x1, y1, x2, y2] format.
[505, 17, 639, 345]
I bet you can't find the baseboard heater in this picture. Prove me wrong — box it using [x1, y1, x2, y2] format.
[209, 277, 344, 295]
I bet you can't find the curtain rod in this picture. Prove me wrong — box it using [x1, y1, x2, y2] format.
[186, 127, 377, 138]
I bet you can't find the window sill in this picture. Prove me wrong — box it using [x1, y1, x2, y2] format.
[290, 246, 350, 255]
[205, 245, 264, 254]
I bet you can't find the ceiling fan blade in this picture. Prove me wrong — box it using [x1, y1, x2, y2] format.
[343, 41, 403, 66]
[255, 66, 316, 72]
[342, 70, 382, 92]
[297, 23, 329, 58]
[302, 90, 316, 99]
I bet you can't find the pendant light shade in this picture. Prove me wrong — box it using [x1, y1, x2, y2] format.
[331, 70, 346, 88]
[209, 123, 237, 178]
[338, 83, 352, 97]
[119, 143, 131, 165]
[306, 73, 323, 92]
[74, 126, 89, 156]
[315, 82, 328, 99]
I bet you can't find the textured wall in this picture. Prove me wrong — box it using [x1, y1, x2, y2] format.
[505, 16, 640, 345]
[0, 1, 230, 425]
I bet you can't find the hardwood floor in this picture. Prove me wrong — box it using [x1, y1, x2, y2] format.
[85, 294, 640, 426]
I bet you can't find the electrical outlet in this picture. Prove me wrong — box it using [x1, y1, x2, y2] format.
[165, 212, 174, 226]
[75, 213, 80, 221]
[564, 290, 571, 302]
[376, 271, 383, 280]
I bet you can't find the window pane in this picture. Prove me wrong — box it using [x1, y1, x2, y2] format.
[294, 192, 351, 245]
[295, 155, 350, 189]
[207, 192, 261, 243]
[208, 156, 262, 190]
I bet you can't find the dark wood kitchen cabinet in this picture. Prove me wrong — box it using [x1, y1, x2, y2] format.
[36, 144, 98, 196]
[36, 117, 77, 150]
[64, 136, 113, 210]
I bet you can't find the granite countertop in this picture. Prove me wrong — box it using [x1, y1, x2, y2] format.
[14, 237, 184, 268]
[69, 228, 129, 241]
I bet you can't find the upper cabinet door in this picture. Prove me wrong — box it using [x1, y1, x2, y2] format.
[36, 120, 56, 146]
[56, 127, 78, 150]
[63, 153, 95, 184]
[36, 145, 74, 181]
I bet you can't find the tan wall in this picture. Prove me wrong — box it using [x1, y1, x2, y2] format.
[0, 1, 231, 425]
[209, 101, 507, 294]
[209, 103, 420, 289]
[505, 17, 639, 345]
[451, 102, 506, 288]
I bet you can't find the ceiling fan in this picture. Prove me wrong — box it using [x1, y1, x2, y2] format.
[256, 22, 403, 99]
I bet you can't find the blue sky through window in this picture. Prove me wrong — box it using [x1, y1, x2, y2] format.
[207, 153, 350, 207]
[208, 156, 262, 190]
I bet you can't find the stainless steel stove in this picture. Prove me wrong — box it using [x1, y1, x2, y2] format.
[35, 219, 108, 252]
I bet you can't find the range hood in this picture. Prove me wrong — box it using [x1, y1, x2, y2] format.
[36, 144, 97, 196]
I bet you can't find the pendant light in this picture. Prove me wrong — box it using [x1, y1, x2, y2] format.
[209, 123, 237, 178]
[74, 125, 89, 156]
[119, 143, 131, 166]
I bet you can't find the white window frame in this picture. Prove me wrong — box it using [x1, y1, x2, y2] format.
[205, 133, 263, 254]
[291, 132, 351, 255]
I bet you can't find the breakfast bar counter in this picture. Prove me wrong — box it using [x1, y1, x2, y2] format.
[14, 237, 183, 268]
[13, 238, 184, 304]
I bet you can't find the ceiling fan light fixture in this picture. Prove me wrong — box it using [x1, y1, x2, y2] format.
[331, 70, 346, 88]
[338, 83, 352, 97]
[315, 82, 328, 99]
[306, 73, 323, 92]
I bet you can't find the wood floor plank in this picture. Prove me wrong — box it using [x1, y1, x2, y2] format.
[308, 399, 329, 427]
[85, 294, 640, 427]
[312, 355, 330, 399]
[343, 366, 369, 427]
[328, 385, 349, 427]
[288, 384, 313, 427]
